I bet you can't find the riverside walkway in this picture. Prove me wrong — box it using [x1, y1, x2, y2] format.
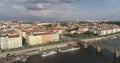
[0, 41, 77, 59]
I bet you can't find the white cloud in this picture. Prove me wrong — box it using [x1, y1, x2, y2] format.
[0, 0, 92, 21]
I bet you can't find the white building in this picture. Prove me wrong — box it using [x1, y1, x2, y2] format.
[97, 30, 106, 36]
[7, 34, 22, 49]
[0, 34, 7, 49]
[0, 33, 22, 49]
[95, 28, 120, 36]
[51, 33, 60, 42]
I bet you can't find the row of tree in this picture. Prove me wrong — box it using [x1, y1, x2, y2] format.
[101, 21, 120, 25]
[64, 31, 98, 38]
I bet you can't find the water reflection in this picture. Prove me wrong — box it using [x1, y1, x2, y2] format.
[25, 48, 115, 63]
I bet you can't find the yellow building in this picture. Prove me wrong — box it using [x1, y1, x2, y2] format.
[26, 32, 60, 45]
[26, 33, 42, 45]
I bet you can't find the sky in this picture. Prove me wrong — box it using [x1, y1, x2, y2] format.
[0, 0, 120, 21]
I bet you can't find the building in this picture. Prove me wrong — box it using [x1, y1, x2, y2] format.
[26, 32, 42, 45]
[0, 31, 22, 49]
[41, 32, 51, 44]
[0, 33, 7, 49]
[7, 33, 22, 49]
[90, 23, 120, 36]
[26, 31, 60, 45]
[78, 25, 89, 33]
[51, 33, 59, 42]
[48, 27, 64, 34]
[94, 28, 120, 36]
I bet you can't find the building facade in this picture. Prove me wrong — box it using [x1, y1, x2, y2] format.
[0, 33, 22, 49]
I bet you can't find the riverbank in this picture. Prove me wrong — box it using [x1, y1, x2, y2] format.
[0, 41, 78, 63]
[78, 33, 120, 43]
[23, 47, 116, 63]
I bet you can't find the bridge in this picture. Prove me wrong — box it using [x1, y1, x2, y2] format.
[74, 38, 120, 58]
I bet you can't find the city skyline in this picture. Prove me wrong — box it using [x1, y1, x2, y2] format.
[0, 0, 120, 21]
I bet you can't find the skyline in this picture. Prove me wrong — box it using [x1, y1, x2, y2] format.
[0, 0, 120, 21]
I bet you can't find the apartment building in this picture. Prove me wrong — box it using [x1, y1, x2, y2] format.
[26, 31, 60, 45]
[0, 31, 22, 49]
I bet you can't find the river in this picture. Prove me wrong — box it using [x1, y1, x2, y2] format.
[13, 38, 120, 63]
[13, 48, 118, 63]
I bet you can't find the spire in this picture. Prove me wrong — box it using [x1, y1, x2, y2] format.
[57, 22, 61, 28]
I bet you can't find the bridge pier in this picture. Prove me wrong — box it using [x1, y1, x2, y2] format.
[96, 45, 102, 54]
[114, 50, 120, 59]
[83, 44, 88, 49]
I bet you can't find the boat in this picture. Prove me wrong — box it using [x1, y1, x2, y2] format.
[41, 51, 57, 57]
[57, 44, 67, 48]
[110, 36, 117, 39]
[21, 55, 29, 62]
[22, 58, 27, 62]
[25, 50, 39, 55]
[14, 57, 22, 61]
[58, 47, 80, 52]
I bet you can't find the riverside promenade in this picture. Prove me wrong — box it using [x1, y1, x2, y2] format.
[0, 41, 77, 59]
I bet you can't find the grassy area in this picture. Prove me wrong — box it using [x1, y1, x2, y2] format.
[64, 31, 120, 39]
[64, 31, 98, 39]
[101, 21, 120, 25]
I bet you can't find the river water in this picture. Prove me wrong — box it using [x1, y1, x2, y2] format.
[100, 38, 120, 48]
[25, 48, 116, 63]
[14, 38, 120, 63]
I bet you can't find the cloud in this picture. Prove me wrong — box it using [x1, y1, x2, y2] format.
[9, 0, 78, 10]
[0, 0, 75, 21]
[1, 0, 119, 21]
[5, 0, 80, 21]
[10, 0, 78, 4]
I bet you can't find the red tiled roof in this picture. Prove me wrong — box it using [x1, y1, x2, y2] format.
[48, 28, 63, 30]
[21, 29, 33, 32]
[40, 32, 50, 35]
[32, 23, 37, 26]
[8, 35, 20, 38]
[79, 25, 88, 29]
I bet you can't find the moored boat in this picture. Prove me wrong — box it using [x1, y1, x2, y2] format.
[41, 51, 57, 57]
[58, 47, 80, 52]
[25, 50, 39, 55]
[110, 36, 117, 39]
